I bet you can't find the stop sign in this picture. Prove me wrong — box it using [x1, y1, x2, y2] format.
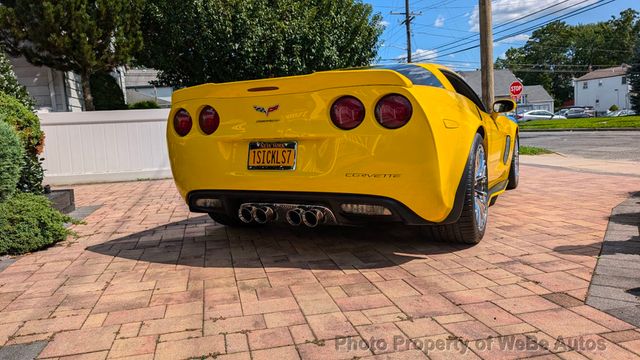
[509, 81, 523, 96]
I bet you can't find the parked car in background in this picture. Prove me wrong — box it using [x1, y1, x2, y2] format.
[516, 110, 565, 122]
[565, 107, 594, 118]
[613, 109, 637, 117]
[555, 109, 569, 117]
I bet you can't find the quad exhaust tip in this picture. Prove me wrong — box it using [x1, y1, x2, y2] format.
[302, 209, 324, 228]
[238, 205, 255, 223]
[253, 206, 275, 224]
[285, 208, 304, 226]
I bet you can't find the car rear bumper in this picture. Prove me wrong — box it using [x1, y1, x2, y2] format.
[187, 190, 449, 226]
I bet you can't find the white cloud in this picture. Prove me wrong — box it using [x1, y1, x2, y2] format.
[495, 34, 530, 45]
[410, 49, 438, 62]
[434, 15, 445, 28]
[395, 48, 438, 62]
[380, 20, 390, 28]
[468, 0, 598, 32]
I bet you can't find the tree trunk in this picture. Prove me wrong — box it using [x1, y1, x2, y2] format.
[80, 71, 95, 111]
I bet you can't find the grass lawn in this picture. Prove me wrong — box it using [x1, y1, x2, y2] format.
[520, 146, 553, 155]
[519, 116, 640, 130]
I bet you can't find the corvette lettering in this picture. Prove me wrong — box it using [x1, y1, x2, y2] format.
[345, 173, 401, 178]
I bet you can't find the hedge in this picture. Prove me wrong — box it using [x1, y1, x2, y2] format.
[0, 120, 24, 201]
[0, 193, 78, 255]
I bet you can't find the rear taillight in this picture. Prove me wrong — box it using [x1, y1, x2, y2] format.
[173, 109, 192, 137]
[375, 94, 412, 129]
[199, 106, 220, 135]
[330, 96, 365, 130]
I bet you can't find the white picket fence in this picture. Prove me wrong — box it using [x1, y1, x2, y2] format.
[39, 109, 172, 185]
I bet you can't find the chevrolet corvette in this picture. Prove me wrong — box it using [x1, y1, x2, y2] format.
[167, 63, 519, 243]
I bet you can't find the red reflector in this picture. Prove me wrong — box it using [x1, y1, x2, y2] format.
[173, 109, 192, 136]
[375, 94, 413, 129]
[199, 106, 220, 135]
[330, 96, 365, 130]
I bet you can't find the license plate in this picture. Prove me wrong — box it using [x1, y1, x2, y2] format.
[248, 141, 297, 170]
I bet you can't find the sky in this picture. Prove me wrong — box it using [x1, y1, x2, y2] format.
[365, 0, 640, 70]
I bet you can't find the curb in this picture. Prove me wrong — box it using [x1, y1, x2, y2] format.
[521, 127, 640, 132]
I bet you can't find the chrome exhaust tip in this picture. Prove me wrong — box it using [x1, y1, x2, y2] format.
[238, 205, 255, 223]
[302, 209, 324, 228]
[286, 208, 303, 226]
[252, 206, 275, 224]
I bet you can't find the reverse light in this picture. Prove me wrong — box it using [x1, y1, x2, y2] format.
[173, 109, 192, 136]
[330, 96, 365, 130]
[194, 198, 222, 208]
[341, 204, 392, 216]
[199, 105, 220, 135]
[375, 94, 413, 129]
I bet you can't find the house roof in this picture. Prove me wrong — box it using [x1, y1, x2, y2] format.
[575, 65, 629, 81]
[458, 69, 553, 103]
[125, 68, 160, 88]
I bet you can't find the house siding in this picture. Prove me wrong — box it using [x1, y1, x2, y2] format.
[574, 75, 631, 111]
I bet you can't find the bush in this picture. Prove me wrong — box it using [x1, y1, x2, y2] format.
[0, 120, 24, 201]
[90, 72, 127, 110]
[609, 104, 619, 112]
[0, 50, 35, 110]
[129, 100, 160, 109]
[0, 92, 44, 193]
[0, 193, 77, 255]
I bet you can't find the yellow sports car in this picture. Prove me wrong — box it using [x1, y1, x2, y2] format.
[167, 63, 519, 243]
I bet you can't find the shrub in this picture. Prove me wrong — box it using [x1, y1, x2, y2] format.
[129, 100, 160, 109]
[609, 104, 619, 112]
[0, 92, 44, 193]
[0, 50, 35, 110]
[0, 120, 24, 201]
[0, 193, 78, 255]
[90, 72, 127, 110]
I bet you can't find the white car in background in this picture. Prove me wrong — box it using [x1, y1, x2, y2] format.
[516, 110, 566, 122]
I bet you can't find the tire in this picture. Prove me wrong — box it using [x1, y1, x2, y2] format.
[506, 136, 519, 190]
[208, 212, 258, 227]
[423, 133, 489, 244]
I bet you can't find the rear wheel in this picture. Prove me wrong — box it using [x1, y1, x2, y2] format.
[423, 133, 488, 244]
[506, 136, 519, 190]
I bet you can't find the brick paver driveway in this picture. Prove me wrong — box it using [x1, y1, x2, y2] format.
[1, 165, 639, 359]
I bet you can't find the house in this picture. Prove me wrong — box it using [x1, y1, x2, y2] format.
[124, 68, 172, 108]
[9, 56, 84, 112]
[459, 69, 555, 112]
[574, 64, 631, 112]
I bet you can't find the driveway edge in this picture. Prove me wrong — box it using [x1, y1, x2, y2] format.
[586, 191, 640, 327]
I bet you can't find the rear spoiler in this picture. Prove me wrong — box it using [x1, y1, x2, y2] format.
[172, 69, 414, 103]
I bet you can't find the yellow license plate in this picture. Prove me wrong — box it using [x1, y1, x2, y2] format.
[248, 141, 297, 170]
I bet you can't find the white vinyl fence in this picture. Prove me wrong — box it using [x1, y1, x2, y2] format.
[39, 109, 172, 185]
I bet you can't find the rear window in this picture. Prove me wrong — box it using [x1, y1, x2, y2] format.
[369, 64, 444, 88]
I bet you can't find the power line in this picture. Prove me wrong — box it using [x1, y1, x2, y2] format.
[417, 0, 615, 61]
[390, 0, 422, 62]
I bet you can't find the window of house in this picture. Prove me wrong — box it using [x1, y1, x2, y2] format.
[622, 76, 627, 84]
[583, 82, 588, 89]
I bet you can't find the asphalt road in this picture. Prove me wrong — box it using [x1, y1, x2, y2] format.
[520, 131, 640, 161]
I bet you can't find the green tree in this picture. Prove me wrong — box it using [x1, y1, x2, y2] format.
[137, 0, 383, 88]
[0, 50, 34, 109]
[495, 9, 640, 107]
[0, 0, 143, 111]
[629, 39, 640, 113]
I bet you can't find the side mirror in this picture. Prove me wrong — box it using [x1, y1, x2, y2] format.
[492, 99, 516, 114]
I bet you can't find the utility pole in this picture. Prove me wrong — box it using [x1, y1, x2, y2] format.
[479, 0, 494, 108]
[391, 0, 421, 63]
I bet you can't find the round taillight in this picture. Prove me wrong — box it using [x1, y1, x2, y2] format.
[173, 109, 192, 136]
[330, 96, 365, 130]
[199, 106, 220, 135]
[375, 94, 413, 129]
